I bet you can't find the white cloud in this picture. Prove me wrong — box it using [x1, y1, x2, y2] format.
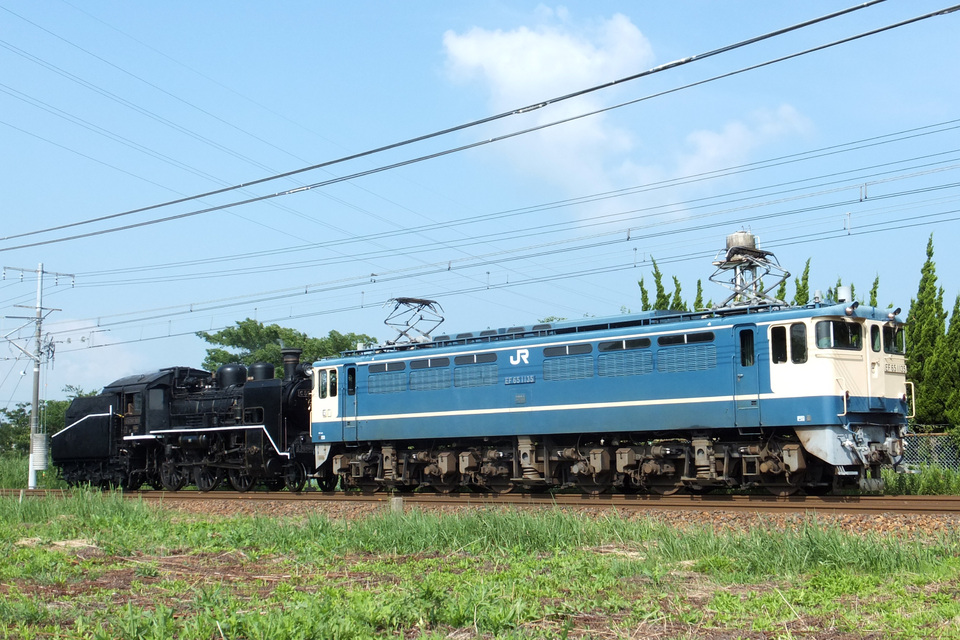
[443, 12, 814, 211]
[443, 9, 654, 194]
[674, 105, 813, 179]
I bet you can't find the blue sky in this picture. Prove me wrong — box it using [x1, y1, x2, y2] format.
[1, 1, 958, 410]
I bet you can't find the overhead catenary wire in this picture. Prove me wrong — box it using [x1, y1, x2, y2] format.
[30, 115, 960, 330]
[33, 210, 960, 358]
[64, 160, 960, 288]
[3, 3, 958, 254]
[65, 121, 960, 281]
[0, 5, 955, 376]
[0, 0, 896, 246]
[41, 181, 960, 338]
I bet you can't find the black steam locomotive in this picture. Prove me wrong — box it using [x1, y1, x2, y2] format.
[51, 348, 323, 492]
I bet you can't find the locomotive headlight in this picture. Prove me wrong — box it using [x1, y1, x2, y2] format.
[888, 307, 901, 320]
[845, 301, 859, 316]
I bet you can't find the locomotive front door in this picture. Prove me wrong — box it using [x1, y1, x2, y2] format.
[734, 325, 761, 427]
[342, 365, 358, 442]
[313, 367, 341, 442]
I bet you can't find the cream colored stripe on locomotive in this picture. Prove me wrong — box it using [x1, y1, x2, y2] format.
[315, 390, 842, 425]
[346, 394, 738, 422]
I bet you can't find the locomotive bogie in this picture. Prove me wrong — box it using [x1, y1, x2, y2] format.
[317, 432, 844, 495]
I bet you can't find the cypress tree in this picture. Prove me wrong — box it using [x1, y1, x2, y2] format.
[794, 258, 811, 305]
[907, 234, 948, 427]
[693, 280, 704, 311]
[925, 294, 960, 428]
[638, 277, 650, 311]
[670, 276, 688, 311]
[651, 258, 671, 311]
[869, 274, 880, 307]
[775, 279, 788, 304]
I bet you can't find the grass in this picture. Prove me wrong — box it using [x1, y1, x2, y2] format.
[883, 464, 960, 495]
[0, 491, 958, 638]
[0, 454, 66, 490]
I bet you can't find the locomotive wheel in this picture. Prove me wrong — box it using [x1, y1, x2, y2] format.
[648, 481, 682, 496]
[577, 473, 612, 495]
[194, 466, 223, 492]
[228, 468, 256, 493]
[159, 462, 187, 492]
[430, 476, 461, 494]
[349, 478, 382, 493]
[762, 470, 805, 497]
[316, 474, 338, 492]
[475, 477, 515, 494]
[283, 461, 307, 493]
[121, 476, 143, 492]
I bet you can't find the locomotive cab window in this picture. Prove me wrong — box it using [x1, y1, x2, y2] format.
[884, 325, 905, 354]
[243, 407, 264, 424]
[772, 324, 807, 364]
[318, 370, 327, 399]
[815, 320, 862, 350]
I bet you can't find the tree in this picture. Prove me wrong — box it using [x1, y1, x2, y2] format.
[907, 235, 948, 427]
[868, 274, 880, 307]
[793, 259, 811, 305]
[669, 276, 688, 312]
[637, 277, 650, 311]
[651, 259, 671, 311]
[925, 294, 960, 428]
[0, 404, 29, 454]
[0, 389, 87, 453]
[693, 280, 704, 311]
[775, 279, 788, 304]
[197, 319, 376, 373]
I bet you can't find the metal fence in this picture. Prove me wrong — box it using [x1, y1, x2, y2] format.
[901, 432, 960, 472]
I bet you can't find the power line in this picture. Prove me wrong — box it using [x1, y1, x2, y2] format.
[66, 146, 960, 286]
[39, 210, 960, 357]
[0, 0, 895, 246]
[43, 178, 960, 337]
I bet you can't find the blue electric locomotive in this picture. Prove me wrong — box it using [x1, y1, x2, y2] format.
[310, 237, 908, 495]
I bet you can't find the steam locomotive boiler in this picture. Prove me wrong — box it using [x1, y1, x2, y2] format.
[51, 348, 321, 492]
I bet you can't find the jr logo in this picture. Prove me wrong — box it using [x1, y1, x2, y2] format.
[510, 348, 530, 366]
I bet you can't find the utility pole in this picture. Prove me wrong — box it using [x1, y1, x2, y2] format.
[3, 264, 74, 489]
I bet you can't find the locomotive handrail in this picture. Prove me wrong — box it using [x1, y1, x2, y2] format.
[905, 381, 916, 419]
[51, 408, 114, 439]
[836, 378, 848, 417]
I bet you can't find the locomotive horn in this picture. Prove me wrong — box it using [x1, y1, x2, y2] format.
[281, 348, 303, 381]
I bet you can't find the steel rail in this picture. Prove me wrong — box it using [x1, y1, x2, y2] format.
[5, 489, 958, 516]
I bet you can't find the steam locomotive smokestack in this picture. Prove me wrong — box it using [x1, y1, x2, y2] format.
[281, 348, 302, 382]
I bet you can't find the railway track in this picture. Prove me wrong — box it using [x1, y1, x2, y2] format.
[5, 488, 960, 516]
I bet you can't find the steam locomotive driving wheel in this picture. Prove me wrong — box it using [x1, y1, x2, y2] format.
[228, 468, 256, 493]
[194, 465, 223, 492]
[159, 459, 186, 492]
[283, 460, 308, 493]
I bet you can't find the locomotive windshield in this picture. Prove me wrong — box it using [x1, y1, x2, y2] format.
[883, 325, 905, 354]
[815, 320, 862, 350]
